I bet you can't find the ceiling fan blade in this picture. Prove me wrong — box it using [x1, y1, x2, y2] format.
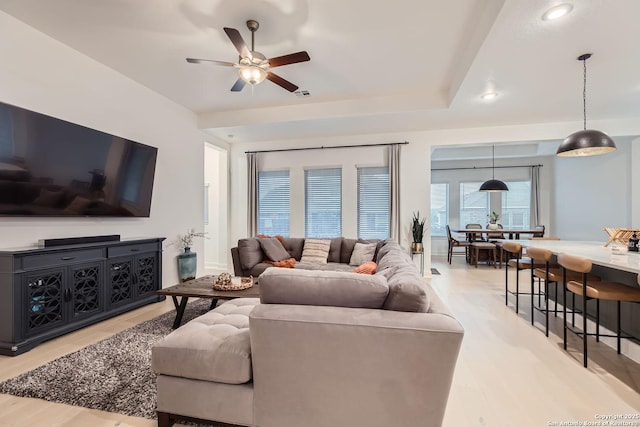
[223, 27, 251, 59]
[267, 51, 311, 68]
[230, 78, 246, 92]
[186, 58, 235, 67]
[266, 72, 299, 92]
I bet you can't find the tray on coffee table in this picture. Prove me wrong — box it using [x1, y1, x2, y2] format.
[157, 275, 260, 328]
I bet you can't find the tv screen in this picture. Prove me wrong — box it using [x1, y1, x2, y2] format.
[0, 101, 157, 217]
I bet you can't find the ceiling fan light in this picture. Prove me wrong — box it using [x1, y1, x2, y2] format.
[556, 129, 617, 157]
[239, 66, 267, 85]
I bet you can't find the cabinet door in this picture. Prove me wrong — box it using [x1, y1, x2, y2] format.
[135, 253, 158, 299]
[23, 267, 66, 337]
[69, 261, 104, 321]
[108, 259, 134, 308]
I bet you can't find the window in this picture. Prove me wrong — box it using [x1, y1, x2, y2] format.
[357, 166, 389, 239]
[460, 182, 489, 226]
[501, 181, 531, 230]
[305, 168, 342, 237]
[258, 170, 290, 236]
[431, 183, 448, 237]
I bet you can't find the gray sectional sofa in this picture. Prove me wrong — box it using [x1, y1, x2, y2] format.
[152, 239, 464, 427]
[231, 236, 382, 277]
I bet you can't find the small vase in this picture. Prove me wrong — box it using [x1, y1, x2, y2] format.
[487, 223, 499, 230]
[411, 242, 423, 253]
[177, 247, 197, 282]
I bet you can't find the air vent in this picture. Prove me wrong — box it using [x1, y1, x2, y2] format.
[294, 90, 311, 97]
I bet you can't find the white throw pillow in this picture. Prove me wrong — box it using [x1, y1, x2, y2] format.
[300, 239, 331, 264]
[349, 242, 377, 266]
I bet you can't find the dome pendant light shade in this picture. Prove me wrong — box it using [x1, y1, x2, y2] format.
[479, 179, 509, 192]
[480, 145, 509, 192]
[557, 53, 616, 157]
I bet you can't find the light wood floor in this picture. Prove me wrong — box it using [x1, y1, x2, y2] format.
[1, 258, 639, 427]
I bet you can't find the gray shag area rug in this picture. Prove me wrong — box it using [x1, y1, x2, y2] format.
[0, 298, 212, 419]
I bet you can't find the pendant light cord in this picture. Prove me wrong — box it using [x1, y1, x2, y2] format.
[582, 57, 587, 131]
[492, 145, 495, 179]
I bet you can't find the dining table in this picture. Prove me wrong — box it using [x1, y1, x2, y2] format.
[452, 228, 541, 240]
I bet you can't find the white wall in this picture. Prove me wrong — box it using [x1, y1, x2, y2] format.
[0, 11, 227, 287]
[554, 136, 635, 241]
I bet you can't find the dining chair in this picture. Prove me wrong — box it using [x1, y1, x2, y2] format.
[557, 253, 640, 368]
[465, 223, 485, 242]
[446, 225, 470, 264]
[533, 225, 545, 238]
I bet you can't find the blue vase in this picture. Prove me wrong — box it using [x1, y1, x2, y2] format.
[177, 247, 197, 282]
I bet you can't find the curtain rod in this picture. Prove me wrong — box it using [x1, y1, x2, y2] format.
[431, 164, 543, 171]
[245, 141, 409, 154]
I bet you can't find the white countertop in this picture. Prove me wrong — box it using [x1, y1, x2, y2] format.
[512, 240, 640, 275]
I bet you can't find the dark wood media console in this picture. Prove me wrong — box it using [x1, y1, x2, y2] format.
[0, 237, 165, 356]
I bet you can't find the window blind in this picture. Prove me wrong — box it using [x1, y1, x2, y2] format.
[258, 170, 290, 236]
[304, 168, 342, 238]
[357, 166, 389, 239]
[459, 182, 489, 226]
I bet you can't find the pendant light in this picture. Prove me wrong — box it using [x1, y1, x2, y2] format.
[556, 53, 616, 157]
[479, 145, 509, 192]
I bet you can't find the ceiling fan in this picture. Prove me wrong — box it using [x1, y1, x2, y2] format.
[186, 19, 310, 93]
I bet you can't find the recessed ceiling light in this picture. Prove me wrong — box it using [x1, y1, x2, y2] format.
[542, 3, 573, 21]
[480, 91, 498, 100]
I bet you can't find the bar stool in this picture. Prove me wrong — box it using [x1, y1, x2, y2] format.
[557, 253, 640, 368]
[502, 241, 544, 313]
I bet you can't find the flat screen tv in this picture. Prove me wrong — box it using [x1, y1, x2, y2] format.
[0, 100, 158, 217]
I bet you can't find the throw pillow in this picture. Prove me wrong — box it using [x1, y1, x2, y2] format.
[354, 261, 377, 274]
[299, 239, 331, 264]
[264, 257, 296, 268]
[258, 237, 291, 262]
[349, 242, 377, 266]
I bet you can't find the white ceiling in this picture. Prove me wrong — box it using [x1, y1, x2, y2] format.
[1, 0, 639, 144]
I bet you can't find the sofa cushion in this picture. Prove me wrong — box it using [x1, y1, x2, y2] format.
[327, 237, 343, 263]
[238, 238, 264, 270]
[349, 242, 377, 266]
[281, 238, 305, 260]
[152, 298, 259, 384]
[340, 238, 355, 263]
[294, 262, 355, 272]
[258, 237, 290, 262]
[300, 239, 331, 264]
[383, 265, 430, 313]
[260, 268, 389, 309]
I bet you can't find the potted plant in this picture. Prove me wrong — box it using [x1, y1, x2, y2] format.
[169, 229, 208, 282]
[488, 211, 500, 230]
[411, 211, 426, 253]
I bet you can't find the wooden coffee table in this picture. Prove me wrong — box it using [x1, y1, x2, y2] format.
[157, 275, 260, 328]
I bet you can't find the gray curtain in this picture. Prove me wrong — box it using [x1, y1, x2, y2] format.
[247, 152, 258, 237]
[530, 165, 540, 227]
[389, 144, 401, 243]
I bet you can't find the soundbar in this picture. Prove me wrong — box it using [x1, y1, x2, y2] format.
[40, 235, 121, 248]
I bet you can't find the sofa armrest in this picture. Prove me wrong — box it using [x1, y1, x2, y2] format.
[249, 304, 464, 427]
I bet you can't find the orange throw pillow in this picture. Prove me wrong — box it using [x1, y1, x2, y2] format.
[354, 261, 377, 274]
[264, 257, 296, 268]
[257, 234, 285, 244]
